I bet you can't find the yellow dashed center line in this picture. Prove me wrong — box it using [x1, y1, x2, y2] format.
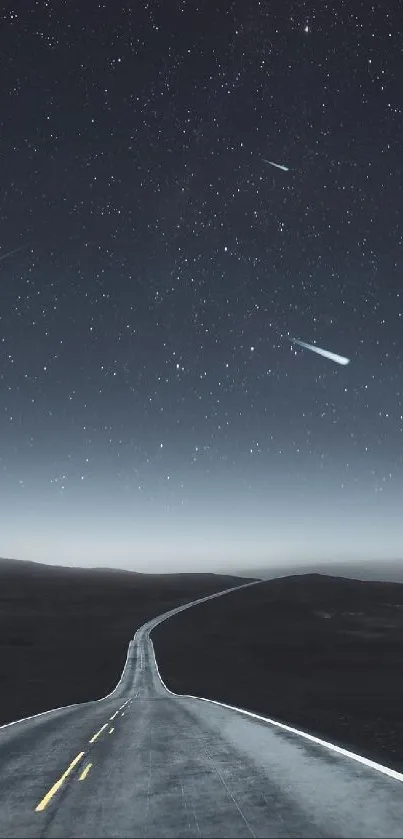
[35, 752, 85, 812]
[110, 699, 130, 721]
[89, 723, 109, 744]
[34, 698, 133, 812]
[79, 762, 93, 781]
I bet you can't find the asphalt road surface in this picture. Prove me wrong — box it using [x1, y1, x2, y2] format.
[1, 580, 403, 838]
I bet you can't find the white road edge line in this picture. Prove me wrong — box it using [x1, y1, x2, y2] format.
[149, 638, 403, 785]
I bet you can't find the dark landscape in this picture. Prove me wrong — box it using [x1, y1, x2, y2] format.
[152, 572, 403, 774]
[239, 559, 403, 583]
[0, 556, 251, 726]
[3, 557, 403, 777]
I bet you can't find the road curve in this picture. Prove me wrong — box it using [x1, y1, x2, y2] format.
[1, 580, 403, 838]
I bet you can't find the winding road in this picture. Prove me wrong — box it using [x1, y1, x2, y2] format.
[1, 581, 403, 838]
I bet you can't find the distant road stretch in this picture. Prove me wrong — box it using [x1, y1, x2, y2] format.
[1, 580, 403, 838]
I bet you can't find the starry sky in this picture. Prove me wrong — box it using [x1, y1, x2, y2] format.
[0, 1, 402, 573]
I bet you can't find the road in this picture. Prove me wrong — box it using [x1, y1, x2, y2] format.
[1, 580, 403, 838]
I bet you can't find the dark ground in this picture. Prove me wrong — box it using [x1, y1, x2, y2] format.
[152, 573, 403, 774]
[3, 560, 403, 776]
[0, 556, 250, 725]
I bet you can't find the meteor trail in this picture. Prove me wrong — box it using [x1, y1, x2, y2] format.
[0, 244, 28, 263]
[292, 338, 350, 366]
[262, 159, 289, 172]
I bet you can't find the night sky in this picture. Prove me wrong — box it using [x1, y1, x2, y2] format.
[1, 1, 402, 572]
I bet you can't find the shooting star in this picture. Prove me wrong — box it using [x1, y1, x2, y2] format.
[292, 338, 350, 366]
[262, 159, 289, 172]
[0, 244, 29, 263]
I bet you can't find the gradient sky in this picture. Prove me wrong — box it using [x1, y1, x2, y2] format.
[0, 2, 402, 572]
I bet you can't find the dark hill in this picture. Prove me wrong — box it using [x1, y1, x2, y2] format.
[0, 557, 252, 725]
[152, 572, 403, 773]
